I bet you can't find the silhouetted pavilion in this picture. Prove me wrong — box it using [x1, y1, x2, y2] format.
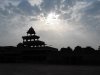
[22, 27, 46, 47]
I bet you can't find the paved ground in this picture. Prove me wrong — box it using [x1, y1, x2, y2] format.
[0, 64, 100, 75]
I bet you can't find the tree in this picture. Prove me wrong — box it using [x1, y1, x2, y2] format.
[17, 43, 24, 48]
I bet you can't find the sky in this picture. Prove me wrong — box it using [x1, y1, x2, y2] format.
[0, 0, 100, 49]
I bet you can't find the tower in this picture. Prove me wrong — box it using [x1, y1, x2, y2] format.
[21, 27, 46, 47]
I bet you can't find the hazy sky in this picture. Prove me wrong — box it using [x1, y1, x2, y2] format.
[0, 0, 100, 49]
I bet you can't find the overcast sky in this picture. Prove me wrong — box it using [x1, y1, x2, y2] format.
[0, 0, 100, 49]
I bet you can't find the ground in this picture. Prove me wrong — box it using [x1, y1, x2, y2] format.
[0, 64, 100, 75]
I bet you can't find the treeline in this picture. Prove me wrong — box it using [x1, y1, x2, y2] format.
[58, 46, 100, 65]
[0, 46, 100, 65]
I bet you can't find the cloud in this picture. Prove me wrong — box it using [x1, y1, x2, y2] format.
[78, 0, 100, 34]
[0, 0, 100, 49]
[40, 0, 62, 16]
[84, 1, 100, 16]
[38, 0, 100, 48]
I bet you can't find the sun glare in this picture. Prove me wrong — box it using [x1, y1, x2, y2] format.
[38, 12, 65, 32]
[46, 13, 59, 25]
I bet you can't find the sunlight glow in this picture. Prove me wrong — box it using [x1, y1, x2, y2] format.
[38, 12, 64, 31]
[36, 12, 75, 33]
[46, 13, 60, 25]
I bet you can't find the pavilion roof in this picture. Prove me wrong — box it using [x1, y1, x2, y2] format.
[27, 27, 36, 34]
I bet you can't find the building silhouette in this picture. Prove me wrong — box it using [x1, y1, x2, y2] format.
[17, 27, 47, 48]
[22, 27, 45, 47]
[0, 27, 100, 65]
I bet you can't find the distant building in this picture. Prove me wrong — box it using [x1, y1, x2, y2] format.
[17, 27, 46, 48]
[16, 27, 58, 63]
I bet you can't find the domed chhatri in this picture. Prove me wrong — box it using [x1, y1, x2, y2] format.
[18, 27, 46, 48]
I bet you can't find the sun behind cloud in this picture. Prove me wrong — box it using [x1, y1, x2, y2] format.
[46, 12, 60, 25]
[38, 12, 63, 31]
[43, 12, 63, 31]
[37, 12, 73, 32]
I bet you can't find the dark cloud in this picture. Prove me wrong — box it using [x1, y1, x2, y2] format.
[17, 0, 34, 15]
[16, 0, 40, 16]
[40, 0, 62, 16]
[79, 0, 100, 34]
[84, 1, 100, 16]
